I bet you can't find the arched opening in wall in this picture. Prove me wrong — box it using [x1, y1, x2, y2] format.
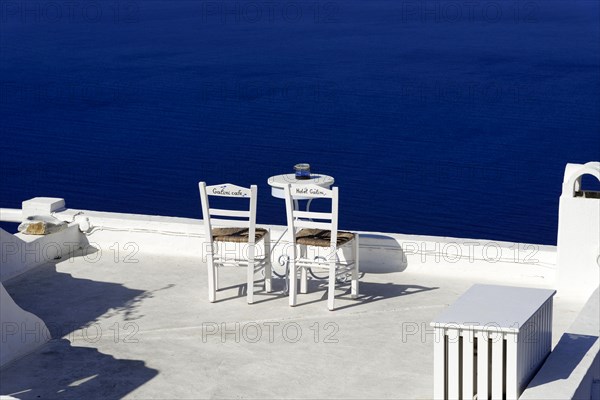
[575, 174, 600, 199]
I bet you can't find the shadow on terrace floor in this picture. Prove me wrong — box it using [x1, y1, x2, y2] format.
[210, 276, 438, 310]
[308, 279, 438, 310]
[0, 339, 158, 400]
[206, 234, 429, 306]
[1, 247, 159, 399]
[3, 247, 170, 332]
[526, 333, 598, 390]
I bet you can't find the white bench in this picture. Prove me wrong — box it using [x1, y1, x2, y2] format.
[431, 284, 556, 400]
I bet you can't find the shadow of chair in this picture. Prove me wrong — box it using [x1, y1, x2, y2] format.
[291, 279, 438, 310]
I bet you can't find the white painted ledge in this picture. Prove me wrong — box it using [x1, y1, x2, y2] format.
[0, 224, 86, 282]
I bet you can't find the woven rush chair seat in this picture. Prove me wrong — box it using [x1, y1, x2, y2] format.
[296, 228, 355, 247]
[212, 227, 268, 243]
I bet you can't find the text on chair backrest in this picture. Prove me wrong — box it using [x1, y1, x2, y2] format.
[206, 183, 252, 198]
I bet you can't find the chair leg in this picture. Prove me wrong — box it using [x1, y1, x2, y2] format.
[214, 265, 219, 291]
[351, 236, 359, 299]
[207, 254, 216, 303]
[300, 246, 308, 294]
[300, 267, 308, 294]
[265, 262, 273, 293]
[264, 234, 272, 293]
[289, 259, 297, 307]
[337, 247, 348, 264]
[211, 242, 220, 291]
[328, 262, 336, 311]
[247, 240, 257, 304]
[247, 259, 255, 304]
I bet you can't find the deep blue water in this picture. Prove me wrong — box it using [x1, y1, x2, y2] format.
[1, 0, 599, 245]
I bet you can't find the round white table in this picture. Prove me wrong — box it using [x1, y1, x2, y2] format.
[267, 173, 335, 200]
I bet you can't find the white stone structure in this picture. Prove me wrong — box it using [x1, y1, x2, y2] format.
[0, 283, 50, 367]
[0, 198, 83, 367]
[556, 162, 600, 301]
[21, 197, 66, 218]
[0, 198, 85, 282]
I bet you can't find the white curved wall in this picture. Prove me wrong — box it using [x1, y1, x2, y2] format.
[0, 225, 84, 282]
[557, 162, 600, 301]
[0, 283, 50, 367]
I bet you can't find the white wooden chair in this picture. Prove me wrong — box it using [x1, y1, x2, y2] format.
[283, 184, 359, 310]
[199, 182, 272, 304]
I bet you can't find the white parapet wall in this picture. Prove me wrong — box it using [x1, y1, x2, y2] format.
[0, 198, 87, 366]
[2, 197, 560, 290]
[0, 283, 50, 367]
[0, 225, 86, 282]
[556, 162, 600, 302]
[21, 197, 66, 218]
[521, 288, 599, 400]
[1, 198, 88, 282]
[47, 208, 557, 279]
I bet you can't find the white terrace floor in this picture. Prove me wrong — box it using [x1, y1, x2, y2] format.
[0, 240, 583, 399]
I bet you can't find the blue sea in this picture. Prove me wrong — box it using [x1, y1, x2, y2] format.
[1, 0, 599, 245]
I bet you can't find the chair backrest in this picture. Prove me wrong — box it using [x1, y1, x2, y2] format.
[283, 184, 339, 248]
[198, 182, 258, 244]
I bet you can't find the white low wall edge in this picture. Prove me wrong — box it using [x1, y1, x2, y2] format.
[521, 288, 600, 400]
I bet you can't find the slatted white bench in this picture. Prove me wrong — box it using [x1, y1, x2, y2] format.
[431, 284, 556, 400]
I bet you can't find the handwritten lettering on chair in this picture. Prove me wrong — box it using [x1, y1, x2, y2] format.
[293, 184, 330, 198]
[208, 184, 251, 197]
